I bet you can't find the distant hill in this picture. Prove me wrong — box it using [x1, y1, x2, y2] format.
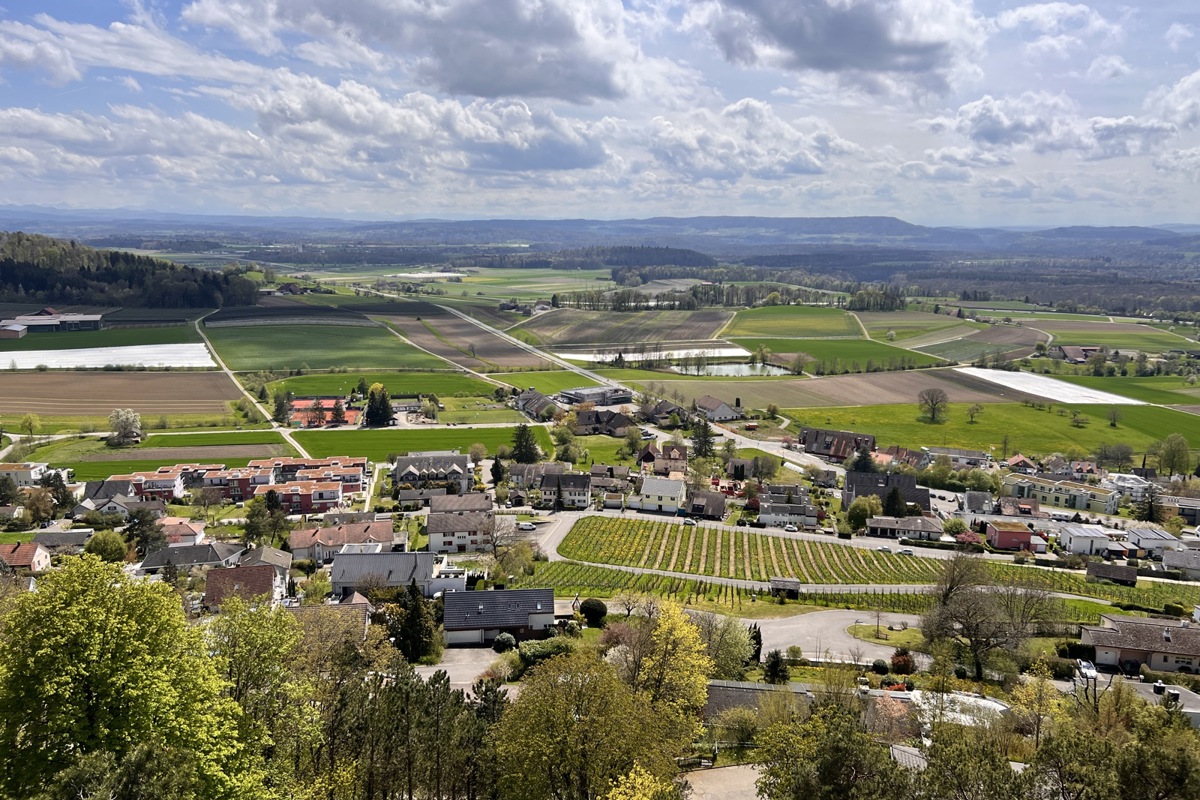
[0, 231, 258, 308]
[1031, 226, 1182, 242]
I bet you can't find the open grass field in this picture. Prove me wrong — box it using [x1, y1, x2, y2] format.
[1031, 321, 1191, 353]
[458, 267, 616, 298]
[730, 337, 944, 370]
[918, 325, 1048, 362]
[375, 302, 554, 371]
[784, 402, 1200, 456]
[572, 434, 638, 467]
[722, 305, 859, 338]
[512, 309, 733, 346]
[206, 324, 444, 371]
[439, 396, 525, 425]
[0, 371, 242, 424]
[293, 425, 553, 461]
[0, 326, 200, 352]
[487, 371, 599, 394]
[854, 311, 970, 341]
[25, 434, 298, 480]
[139, 431, 289, 448]
[559, 517, 945, 584]
[269, 371, 493, 398]
[1047, 374, 1200, 405]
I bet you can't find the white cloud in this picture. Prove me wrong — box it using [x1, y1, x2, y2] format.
[1084, 54, 1131, 82]
[0, 31, 81, 84]
[1154, 148, 1200, 180]
[1164, 23, 1194, 51]
[1147, 69, 1200, 130]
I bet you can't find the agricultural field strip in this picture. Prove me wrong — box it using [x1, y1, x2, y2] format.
[1, 344, 216, 369]
[955, 367, 1147, 405]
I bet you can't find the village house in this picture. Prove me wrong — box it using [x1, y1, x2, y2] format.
[638, 442, 688, 476]
[0, 542, 51, 572]
[508, 461, 567, 490]
[427, 512, 509, 554]
[515, 389, 559, 420]
[631, 476, 687, 515]
[757, 502, 819, 530]
[429, 493, 493, 514]
[1052, 345, 1104, 364]
[238, 545, 293, 582]
[1001, 474, 1119, 515]
[695, 395, 743, 422]
[138, 542, 245, 576]
[1101, 473, 1155, 502]
[843, 472, 931, 513]
[392, 451, 472, 494]
[0, 462, 51, 487]
[329, 552, 466, 597]
[72, 493, 166, 520]
[1125, 525, 1182, 560]
[688, 490, 727, 520]
[984, 520, 1048, 553]
[395, 487, 447, 510]
[798, 427, 876, 463]
[866, 515, 945, 541]
[33, 530, 93, 556]
[1164, 549, 1200, 581]
[725, 458, 754, 481]
[1083, 614, 1200, 673]
[159, 517, 207, 547]
[442, 588, 556, 645]
[539, 472, 592, 509]
[1057, 523, 1115, 556]
[922, 446, 990, 469]
[1086, 561, 1138, 587]
[1006, 454, 1038, 474]
[573, 409, 634, 437]
[289, 520, 399, 563]
[105, 470, 186, 502]
[252, 481, 343, 514]
[644, 399, 688, 427]
[874, 446, 923, 470]
[203, 564, 287, 610]
[997, 496, 1048, 518]
[202, 467, 277, 503]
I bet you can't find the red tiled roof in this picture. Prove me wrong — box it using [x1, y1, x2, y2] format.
[204, 565, 276, 607]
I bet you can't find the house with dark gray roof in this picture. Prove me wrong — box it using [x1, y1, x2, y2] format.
[799, 427, 875, 463]
[329, 552, 466, 597]
[392, 451, 471, 494]
[539, 472, 592, 509]
[842, 472, 930, 513]
[138, 542, 245, 575]
[443, 588, 556, 645]
[429, 493, 493, 514]
[1083, 614, 1200, 673]
[688, 490, 727, 520]
[33, 530, 93, 555]
[1164, 549, 1200, 580]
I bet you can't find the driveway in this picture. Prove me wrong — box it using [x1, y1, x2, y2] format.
[687, 765, 758, 800]
[747, 609, 924, 665]
[416, 646, 498, 691]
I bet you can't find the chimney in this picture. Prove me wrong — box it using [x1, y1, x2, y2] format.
[1164, 628, 1172, 643]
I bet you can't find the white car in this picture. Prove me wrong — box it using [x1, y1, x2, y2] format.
[876, 545, 892, 553]
[683, 518, 696, 526]
[783, 524, 798, 533]
[517, 521, 537, 531]
[1077, 659, 1098, 680]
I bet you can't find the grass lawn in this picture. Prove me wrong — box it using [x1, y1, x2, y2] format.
[573, 434, 638, 467]
[0, 326, 199, 352]
[269, 371, 493, 398]
[855, 311, 969, 341]
[293, 425, 554, 461]
[783, 402, 1200, 457]
[1033, 325, 1190, 353]
[206, 324, 447, 371]
[439, 396, 526, 425]
[0, 532, 36, 544]
[1046, 374, 1200, 405]
[139, 431, 288, 448]
[730, 338, 944, 369]
[721, 305, 860, 338]
[23, 413, 264, 436]
[487, 371, 600, 394]
[847, 624, 927, 651]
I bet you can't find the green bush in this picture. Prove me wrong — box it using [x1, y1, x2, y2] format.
[1055, 641, 1096, 660]
[517, 636, 575, 669]
[871, 659, 889, 675]
[492, 632, 516, 653]
[579, 598, 607, 627]
[1163, 602, 1187, 617]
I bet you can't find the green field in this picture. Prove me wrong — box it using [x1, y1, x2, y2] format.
[269, 371, 493, 398]
[293, 425, 553, 461]
[571, 434, 638, 467]
[205, 324, 447, 371]
[439, 396, 525, 425]
[731, 338, 944, 370]
[24, 413, 262, 436]
[1035, 325, 1189, 353]
[721, 306, 860, 338]
[1048, 375, 1200, 405]
[920, 337, 1021, 363]
[0, 326, 199, 352]
[458, 267, 616, 298]
[487, 371, 600, 394]
[139, 431, 288, 448]
[784, 402, 1200, 457]
[855, 311, 971, 341]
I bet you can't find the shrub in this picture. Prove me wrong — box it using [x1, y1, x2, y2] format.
[1164, 602, 1187, 617]
[292, 559, 317, 576]
[580, 598, 608, 627]
[890, 648, 915, 676]
[762, 649, 790, 685]
[872, 659, 889, 675]
[492, 632, 516, 653]
[518, 636, 575, 669]
[954, 665, 968, 680]
[1055, 641, 1096, 661]
[563, 620, 582, 638]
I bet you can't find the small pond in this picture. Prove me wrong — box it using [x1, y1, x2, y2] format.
[668, 363, 792, 377]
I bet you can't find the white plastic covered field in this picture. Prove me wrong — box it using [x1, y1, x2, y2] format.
[954, 367, 1146, 405]
[2, 344, 217, 370]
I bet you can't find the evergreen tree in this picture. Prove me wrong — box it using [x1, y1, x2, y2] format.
[511, 424, 540, 464]
[1135, 484, 1163, 523]
[848, 445, 875, 473]
[883, 486, 907, 517]
[491, 458, 507, 486]
[363, 383, 393, 427]
[692, 418, 715, 459]
[762, 649, 789, 684]
[330, 398, 347, 424]
[272, 392, 292, 425]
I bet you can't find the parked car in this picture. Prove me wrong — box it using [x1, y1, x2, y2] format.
[683, 518, 696, 526]
[783, 524, 798, 533]
[641, 430, 656, 440]
[517, 521, 537, 531]
[897, 548, 914, 556]
[1077, 659, 1098, 680]
[876, 545, 892, 553]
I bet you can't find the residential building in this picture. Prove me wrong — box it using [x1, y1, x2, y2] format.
[33, 530, 93, 555]
[159, 517, 207, 547]
[559, 386, 633, 406]
[72, 493, 166, 520]
[589, 464, 631, 481]
[963, 491, 993, 514]
[1162, 495, 1200, 526]
[873, 445, 923, 470]
[1001, 474, 1119, 515]
[922, 446, 990, 469]
[758, 502, 819, 529]
[428, 512, 508, 554]
[1082, 614, 1200, 673]
[104, 470, 185, 502]
[985, 520, 1047, 553]
[539, 472, 592, 509]
[798, 427, 876, 463]
[138, 542, 245, 575]
[573, 409, 634, 437]
[295, 467, 365, 495]
[1164, 549, 1200, 581]
[395, 487, 447, 510]
[329, 552, 466, 597]
[1125, 525, 1182, 559]
[1102, 473, 1154, 502]
[866, 516, 945, 541]
[843, 472, 931, 513]
[645, 399, 688, 426]
[0, 542, 51, 572]
[252, 481, 343, 514]
[1058, 523, 1114, 555]
[392, 451, 472, 494]
[238, 545, 293, 583]
[695, 395, 743, 422]
[1006, 454, 1038, 474]
[761, 483, 810, 505]
[1070, 461, 1102, 481]
[515, 389, 559, 420]
[1086, 562, 1138, 587]
[0, 462, 50, 487]
[442, 588, 556, 645]
[289, 520, 398, 563]
[508, 461, 566, 489]
[203, 564, 286, 609]
[1052, 345, 1104, 364]
[631, 476, 687, 514]
[201, 467, 277, 503]
[248, 456, 369, 481]
[997, 496, 1048, 518]
[688, 490, 727, 520]
[429, 493, 493, 514]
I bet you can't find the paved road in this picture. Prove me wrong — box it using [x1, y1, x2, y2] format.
[749, 609, 925, 665]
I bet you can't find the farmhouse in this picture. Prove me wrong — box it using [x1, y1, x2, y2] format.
[289, 520, 398, 562]
[0, 542, 51, 572]
[843, 472, 930, 513]
[798, 427, 876, 463]
[631, 476, 687, 515]
[443, 588, 555, 645]
[329, 552, 465, 597]
[985, 520, 1047, 553]
[392, 451, 472, 494]
[1001, 474, 1119, 515]
[559, 386, 633, 406]
[516, 389, 558, 420]
[574, 409, 634, 437]
[0, 307, 104, 332]
[867, 516, 944, 541]
[1082, 614, 1200, 673]
[645, 399, 688, 426]
[695, 395, 743, 422]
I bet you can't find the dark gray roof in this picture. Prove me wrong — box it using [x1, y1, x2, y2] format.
[542, 472, 591, 491]
[82, 479, 134, 501]
[141, 542, 244, 571]
[1164, 549, 1200, 571]
[330, 552, 438, 588]
[426, 512, 491, 535]
[33, 531, 93, 549]
[689, 490, 726, 518]
[1086, 562, 1137, 583]
[868, 516, 943, 533]
[393, 453, 469, 473]
[429, 493, 493, 514]
[443, 588, 554, 631]
[844, 472, 930, 511]
[1084, 615, 1200, 658]
[396, 488, 446, 501]
[239, 546, 293, 571]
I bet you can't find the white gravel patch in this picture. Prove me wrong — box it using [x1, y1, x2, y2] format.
[954, 367, 1146, 405]
[2, 343, 217, 369]
[555, 346, 751, 363]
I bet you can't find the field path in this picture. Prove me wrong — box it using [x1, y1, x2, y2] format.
[848, 312, 870, 339]
[195, 313, 310, 459]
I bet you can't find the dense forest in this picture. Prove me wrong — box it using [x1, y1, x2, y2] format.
[0, 232, 257, 308]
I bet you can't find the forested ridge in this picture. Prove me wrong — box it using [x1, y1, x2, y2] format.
[0, 231, 257, 308]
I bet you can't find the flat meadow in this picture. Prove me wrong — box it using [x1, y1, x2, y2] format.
[205, 323, 445, 371]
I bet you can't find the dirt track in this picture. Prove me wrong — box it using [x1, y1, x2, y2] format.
[0, 372, 241, 416]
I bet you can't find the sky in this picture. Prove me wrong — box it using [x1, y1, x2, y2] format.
[0, 0, 1197, 226]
